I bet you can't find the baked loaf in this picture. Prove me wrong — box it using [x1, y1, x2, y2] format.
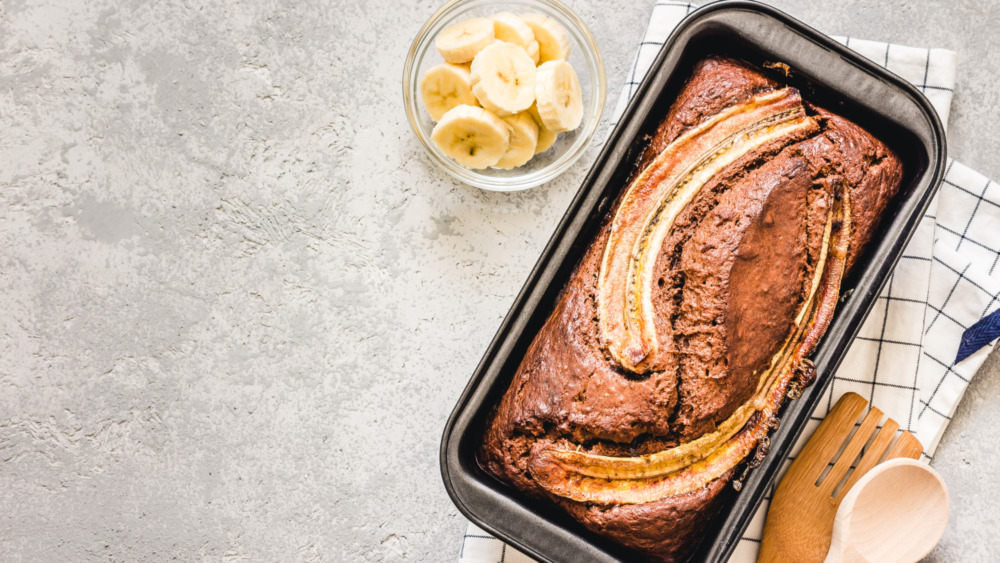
[479, 57, 904, 561]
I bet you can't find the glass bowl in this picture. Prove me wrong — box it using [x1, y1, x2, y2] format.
[403, 0, 606, 191]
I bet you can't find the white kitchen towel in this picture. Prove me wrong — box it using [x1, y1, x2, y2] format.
[459, 3, 1000, 562]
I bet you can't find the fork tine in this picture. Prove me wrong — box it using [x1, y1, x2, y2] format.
[834, 418, 899, 501]
[819, 406, 884, 495]
[885, 430, 923, 460]
[791, 393, 868, 483]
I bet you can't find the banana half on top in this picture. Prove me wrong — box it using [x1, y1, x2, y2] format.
[479, 56, 903, 562]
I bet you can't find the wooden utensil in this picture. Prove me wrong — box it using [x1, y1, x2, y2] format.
[758, 392, 924, 562]
[825, 457, 949, 563]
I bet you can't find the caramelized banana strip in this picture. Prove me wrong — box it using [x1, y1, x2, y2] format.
[598, 89, 819, 373]
[529, 360, 795, 504]
[547, 403, 756, 480]
[532, 195, 852, 504]
[799, 190, 851, 359]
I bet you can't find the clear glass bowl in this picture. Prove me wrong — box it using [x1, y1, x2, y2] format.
[403, 0, 606, 191]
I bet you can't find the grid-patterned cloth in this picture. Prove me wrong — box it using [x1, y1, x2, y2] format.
[459, 3, 1000, 561]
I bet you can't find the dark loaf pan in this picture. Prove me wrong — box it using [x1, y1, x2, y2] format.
[440, 1, 948, 561]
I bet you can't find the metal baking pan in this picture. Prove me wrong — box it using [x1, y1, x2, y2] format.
[440, 1, 947, 561]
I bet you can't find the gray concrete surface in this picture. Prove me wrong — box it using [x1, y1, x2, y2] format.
[0, 0, 996, 561]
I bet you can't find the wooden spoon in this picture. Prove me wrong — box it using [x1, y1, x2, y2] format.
[758, 392, 924, 562]
[825, 457, 949, 563]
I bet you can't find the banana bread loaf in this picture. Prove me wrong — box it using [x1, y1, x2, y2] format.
[479, 56, 904, 561]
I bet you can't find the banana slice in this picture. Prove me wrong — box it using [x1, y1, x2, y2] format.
[527, 103, 558, 154]
[491, 12, 540, 65]
[420, 63, 479, 121]
[535, 128, 558, 154]
[435, 17, 495, 64]
[520, 13, 570, 63]
[470, 42, 536, 117]
[431, 105, 511, 169]
[535, 60, 583, 132]
[494, 111, 539, 169]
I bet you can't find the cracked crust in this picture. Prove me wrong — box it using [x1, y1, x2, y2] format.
[479, 56, 903, 562]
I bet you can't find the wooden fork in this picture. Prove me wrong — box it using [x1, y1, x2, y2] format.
[757, 392, 923, 563]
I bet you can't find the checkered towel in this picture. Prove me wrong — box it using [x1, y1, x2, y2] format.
[459, 3, 1000, 561]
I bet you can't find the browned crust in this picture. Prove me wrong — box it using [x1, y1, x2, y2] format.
[479, 56, 904, 562]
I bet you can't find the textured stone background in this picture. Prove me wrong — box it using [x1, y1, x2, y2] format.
[0, 0, 997, 561]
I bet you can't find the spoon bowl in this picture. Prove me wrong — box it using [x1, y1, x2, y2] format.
[825, 457, 949, 563]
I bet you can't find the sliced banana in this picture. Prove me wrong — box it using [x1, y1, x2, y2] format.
[526, 41, 541, 66]
[520, 13, 571, 63]
[420, 63, 479, 121]
[535, 128, 558, 154]
[535, 60, 583, 132]
[494, 111, 539, 169]
[527, 103, 558, 154]
[435, 17, 495, 64]
[491, 12, 540, 65]
[470, 42, 536, 117]
[431, 104, 511, 169]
